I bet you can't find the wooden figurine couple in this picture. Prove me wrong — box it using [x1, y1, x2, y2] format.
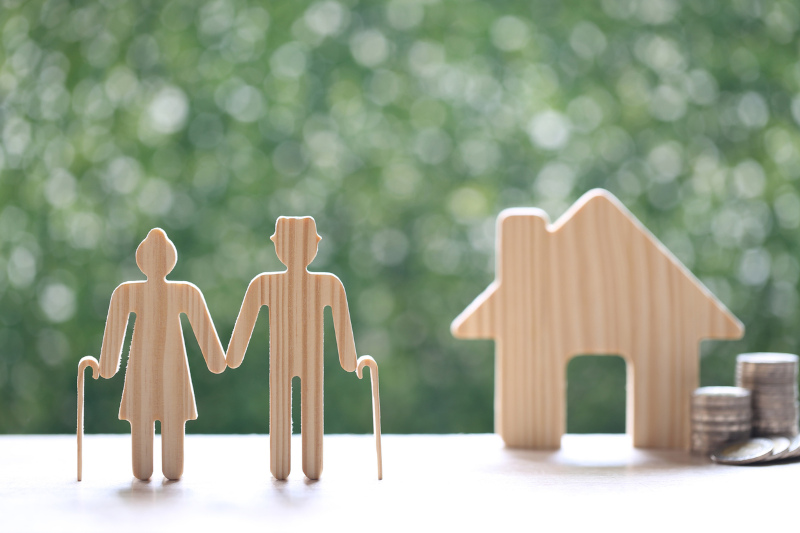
[78, 217, 381, 482]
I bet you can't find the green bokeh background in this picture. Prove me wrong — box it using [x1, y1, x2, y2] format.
[0, 0, 798, 436]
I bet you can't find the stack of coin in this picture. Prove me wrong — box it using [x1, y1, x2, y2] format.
[691, 386, 752, 454]
[736, 353, 799, 437]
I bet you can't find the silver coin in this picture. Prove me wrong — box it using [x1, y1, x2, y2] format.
[736, 353, 799, 365]
[739, 378, 797, 386]
[692, 437, 750, 447]
[753, 399, 798, 406]
[751, 388, 798, 397]
[693, 401, 752, 410]
[753, 427, 799, 435]
[692, 414, 752, 424]
[750, 383, 798, 391]
[752, 408, 798, 417]
[781, 434, 800, 459]
[693, 399, 751, 408]
[752, 395, 797, 404]
[739, 376, 797, 384]
[753, 419, 799, 427]
[711, 438, 774, 465]
[691, 428, 749, 436]
[693, 386, 751, 398]
[761, 436, 792, 462]
[693, 436, 751, 454]
[753, 425, 799, 433]
[692, 428, 751, 436]
[737, 363, 797, 373]
[738, 373, 797, 380]
[753, 416, 798, 421]
[692, 423, 752, 433]
[752, 402, 798, 409]
[692, 432, 750, 443]
[753, 403, 798, 412]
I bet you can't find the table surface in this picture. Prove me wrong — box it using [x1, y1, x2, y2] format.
[0, 433, 796, 531]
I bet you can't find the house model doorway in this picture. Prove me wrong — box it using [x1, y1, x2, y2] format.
[566, 355, 627, 435]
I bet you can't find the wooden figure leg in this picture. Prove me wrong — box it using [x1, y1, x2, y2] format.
[131, 418, 154, 481]
[161, 418, 185, 481]
[301, 376, 324, 480]
[270, 377, 292, 480]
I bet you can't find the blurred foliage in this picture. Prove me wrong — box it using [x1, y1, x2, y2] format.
[0, 0, 799, 436]
[567, 356, 627, 434]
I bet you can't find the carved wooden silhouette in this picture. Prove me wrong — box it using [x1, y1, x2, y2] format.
[226, 216, 358, 480]
[96, 228, 226, 480]
[452, 189, 744, 450]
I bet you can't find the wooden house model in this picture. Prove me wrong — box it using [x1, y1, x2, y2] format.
[451, 189, 744, 450]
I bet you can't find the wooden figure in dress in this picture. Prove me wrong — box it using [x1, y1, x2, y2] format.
[227, 216, 361, 480]
[452, 189, 744, 451]
[94, 228, 226, 480]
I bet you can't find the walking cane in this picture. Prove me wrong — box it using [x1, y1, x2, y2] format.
[77, 356, 100, 481]
[356, 355, 382, 480]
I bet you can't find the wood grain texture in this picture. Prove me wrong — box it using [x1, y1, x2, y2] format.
[77, 356, 99, 481]
[452, 189, 744, 450]
[226, 216, 358, 480]
[97, 228, 226, 480]
[357, 356, 382, 480]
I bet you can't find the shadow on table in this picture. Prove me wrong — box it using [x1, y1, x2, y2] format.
[116, 478, 184, 502]
[498, 434, 707, 474]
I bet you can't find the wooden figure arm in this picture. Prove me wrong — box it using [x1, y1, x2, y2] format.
[184, 284, 227, 374]
[226, 275, 267, 369]
[98, 285, 131, 379]
[329, 276, 357, 373]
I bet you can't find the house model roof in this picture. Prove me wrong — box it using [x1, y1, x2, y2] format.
[452, 188, 744, 342]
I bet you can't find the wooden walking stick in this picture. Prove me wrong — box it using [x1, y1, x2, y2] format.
[77, 356, 100, 481]
[357, 355, 382, 480]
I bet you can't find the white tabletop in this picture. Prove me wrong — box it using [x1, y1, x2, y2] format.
[0, 433, 795, 531]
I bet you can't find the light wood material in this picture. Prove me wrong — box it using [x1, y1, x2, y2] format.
[226, 216, 359, 481]
[2, 434, 798, 531]
[357, 355, 382, 480]
[77, 356, 99, 481]
[96, 228, 226, 480]
[452, 189, 744, 450]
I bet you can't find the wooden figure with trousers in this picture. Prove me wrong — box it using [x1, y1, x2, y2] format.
[226, 216, 359, 481]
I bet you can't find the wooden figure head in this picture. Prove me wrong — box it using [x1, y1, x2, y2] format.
[271, 216, 322, 269]
[135, 228, 178, 280]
